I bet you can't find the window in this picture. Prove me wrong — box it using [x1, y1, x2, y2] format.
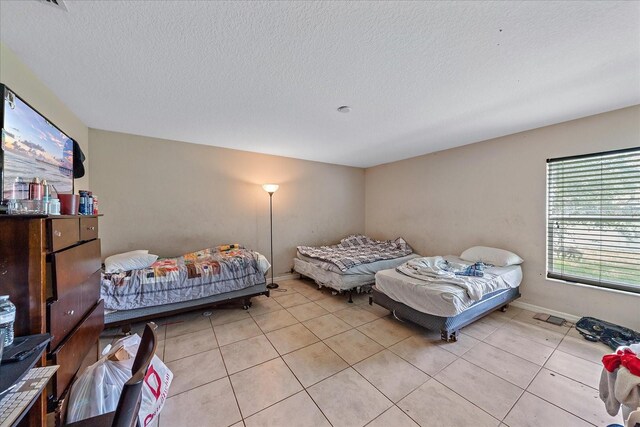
[547, 147, 640, 294]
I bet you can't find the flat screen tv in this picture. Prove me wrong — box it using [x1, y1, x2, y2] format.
[0, 84, 74, 204]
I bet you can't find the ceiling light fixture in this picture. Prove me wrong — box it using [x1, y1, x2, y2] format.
[337, 106, 351, 113]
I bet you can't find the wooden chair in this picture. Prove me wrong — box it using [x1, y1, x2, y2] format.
[65, 322, 158, 427]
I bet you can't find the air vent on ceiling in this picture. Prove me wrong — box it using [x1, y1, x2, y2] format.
[37, 0, 68, 11]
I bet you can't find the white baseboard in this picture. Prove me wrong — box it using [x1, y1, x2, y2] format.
[511, 301, 581, 324]
[267, 273, 300, 284]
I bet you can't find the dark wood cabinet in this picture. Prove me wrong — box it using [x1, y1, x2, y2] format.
[0, 215, 103, 426]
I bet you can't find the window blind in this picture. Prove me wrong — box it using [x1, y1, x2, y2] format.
[547, 147, 640, 294]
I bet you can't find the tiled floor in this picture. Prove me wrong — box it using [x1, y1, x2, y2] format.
[100, 278, 620, 427]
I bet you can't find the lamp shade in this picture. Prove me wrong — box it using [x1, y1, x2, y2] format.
[262, 184, 279, 194]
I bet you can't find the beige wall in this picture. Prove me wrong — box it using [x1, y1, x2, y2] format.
[0, 43, 90, 190]
[88, 129, 365, 276]
[365, 105, 640, 329]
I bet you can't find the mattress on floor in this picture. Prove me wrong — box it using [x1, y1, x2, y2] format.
[293, 257, 374, 291]
[296, 251, 419, 275]
[294, 253, 420, 291]
[375, 256, 522, 317]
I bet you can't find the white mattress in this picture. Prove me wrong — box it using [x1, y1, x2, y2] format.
[294, 253, 419, 292]
[375, 256, 522, 317]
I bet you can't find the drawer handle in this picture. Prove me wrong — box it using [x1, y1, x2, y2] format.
[54, 230, 62, 237]
[65, 310, 75, 316]
[86, 226, 96, 231]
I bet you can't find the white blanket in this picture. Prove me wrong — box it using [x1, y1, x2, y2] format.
[397, 256, 498, 301]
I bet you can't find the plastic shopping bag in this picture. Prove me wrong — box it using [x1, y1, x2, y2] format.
[66, 334, 173, 426]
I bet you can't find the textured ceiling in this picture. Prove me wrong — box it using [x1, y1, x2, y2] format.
[1, 1, 639, 167]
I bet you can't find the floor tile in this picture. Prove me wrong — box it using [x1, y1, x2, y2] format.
[244, 391, 331, 427]
[527, 368, 619, 426]
[210, 308, 251, 326]
[266, 323, 319, 355]
[361, 303, 391, 317]
[164, 315, 212, 339]
[163, 328, 218, 362]
[221, 335, 279, 374]
[213, 317, 262, 347]
[273, 292, 312, 308]
[463, 342, 540, 389]
[487, 306, 522, 323]
[155, 340, 165, 360]
[315, 295, 352, 312]
[428, 330, 480, 356]
[247, 296, 283, 316]
[358, 317, 415, 347]
[398, 379, 499, 427]
[333, 306, 380, 327]
[389, 335, 456, 375]
[308, 368, 393, 427]
[484, 328, 554, 365]
[407, 328, 480, 356]
[166, 349, 227, 396]
[287, 302, 329, 322]
[159, 377, 241, 427]
[462, 318, 500, 340]
[303, 314, 351, 339]
[556, 333, 610, 364]
[544, 349, 602, 389]
[504, 392, 592, 427]
[350, 292, 372, 305]
[277, 280, 303, 293]
[253, 309, 299, 333]
[435, 359, 523, 419]
[354, 349, 429, 403]
[366, 406, 419, 427]
[501, 319, 565, 348]
[511, 309, 571, 334]
[283, 342, 348, 387]
[230, 358, 303, 417]
[491, 305, 523, 319]
[324, 329, 384, 365]
[296, 286, 330, 301]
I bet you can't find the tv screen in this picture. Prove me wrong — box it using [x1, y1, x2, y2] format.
[1, 85, 74, 202]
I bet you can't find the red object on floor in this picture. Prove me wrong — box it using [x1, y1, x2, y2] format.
[602, 348, 640, 376]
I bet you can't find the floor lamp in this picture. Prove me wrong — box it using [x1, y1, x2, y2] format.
[262, 184, 279, 289]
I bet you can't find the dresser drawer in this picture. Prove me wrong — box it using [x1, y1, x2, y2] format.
[48, 270, 101, 350]
[48, 218, 80, 252]
[79, 217, 99, 241]
[51, 300, 104, 400]
[52, 239, 101, 300]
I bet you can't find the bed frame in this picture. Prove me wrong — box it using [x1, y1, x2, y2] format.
[104, 283, 269, 329]
[369, 285, 521, 342]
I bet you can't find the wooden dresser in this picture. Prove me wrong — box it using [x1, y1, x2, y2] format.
[0, 214, 103, 426]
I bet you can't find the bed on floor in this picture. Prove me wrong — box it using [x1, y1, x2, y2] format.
[293, 234, 420, 301]
[101, 245, 271, 327]
[370, 248, 523, 342]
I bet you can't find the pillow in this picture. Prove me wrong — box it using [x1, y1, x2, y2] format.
[104, 250, 158, 273]
[459, 246, 523, 267]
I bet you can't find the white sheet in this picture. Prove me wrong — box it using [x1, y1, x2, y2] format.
[375, 256, 522, 317]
